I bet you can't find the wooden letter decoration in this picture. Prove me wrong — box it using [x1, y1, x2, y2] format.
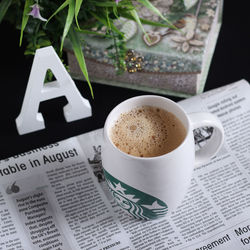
[16, 46, 92, 135]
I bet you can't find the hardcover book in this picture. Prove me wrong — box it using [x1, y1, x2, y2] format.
[66, 0, 223, 98]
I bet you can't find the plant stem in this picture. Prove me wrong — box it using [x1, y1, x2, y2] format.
[111, 30, 121, 70]
[195, 0, 202, 18]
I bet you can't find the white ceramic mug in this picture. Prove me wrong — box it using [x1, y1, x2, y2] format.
[102, 95, 224, 220]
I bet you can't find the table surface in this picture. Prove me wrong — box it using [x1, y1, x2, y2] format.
[0, 1, 249, 160]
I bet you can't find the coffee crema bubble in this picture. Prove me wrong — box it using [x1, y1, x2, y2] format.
[110, 106, 186, 157]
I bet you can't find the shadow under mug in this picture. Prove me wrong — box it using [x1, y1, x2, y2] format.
[102, 95, 224, 220]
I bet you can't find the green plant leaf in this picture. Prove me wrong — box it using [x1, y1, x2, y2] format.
[60, 0, 75, 52]
[90, 11, 123, 37]
[46, 0, 69, 25]
[137, 0, 176, 28]
[129, 9, 147, 37]
[120, 12, 170, 28]
[105, 8, 111, 30]
[75, 0, 83, 29]
[112, 5, 119, 20]
[90, 0, 133, 8]
[0, 0, 13, 23]
[89, 1, 117, 7]
[77, 29, 111, 37]
[19, 0, 33, 46]
[68, 27, 94, 98]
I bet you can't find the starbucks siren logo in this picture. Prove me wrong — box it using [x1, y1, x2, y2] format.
[104, 170, 168, 220]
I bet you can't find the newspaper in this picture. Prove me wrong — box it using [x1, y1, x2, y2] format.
[0, 79, 249, 250]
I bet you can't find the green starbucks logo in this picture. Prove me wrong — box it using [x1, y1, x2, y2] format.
[104, 170, 168, 220]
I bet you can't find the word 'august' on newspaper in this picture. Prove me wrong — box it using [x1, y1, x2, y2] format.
[0, 79, 249, 250]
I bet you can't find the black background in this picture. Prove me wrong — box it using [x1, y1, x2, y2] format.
[0, 1, 249, 160]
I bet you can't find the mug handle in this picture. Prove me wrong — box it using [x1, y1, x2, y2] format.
[188, 112, 224, 166]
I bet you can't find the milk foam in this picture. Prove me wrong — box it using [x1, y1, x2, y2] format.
[110, 106, 186, 157]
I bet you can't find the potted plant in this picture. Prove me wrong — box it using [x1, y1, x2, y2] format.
[0, 0, 173, 97]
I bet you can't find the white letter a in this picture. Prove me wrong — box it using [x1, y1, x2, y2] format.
[16, 46, 92, 135]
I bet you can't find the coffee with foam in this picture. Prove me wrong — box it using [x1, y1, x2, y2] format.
[110, 106, 186, 157]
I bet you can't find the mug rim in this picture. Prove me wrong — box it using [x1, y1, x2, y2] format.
[104, 95, 191, 160]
